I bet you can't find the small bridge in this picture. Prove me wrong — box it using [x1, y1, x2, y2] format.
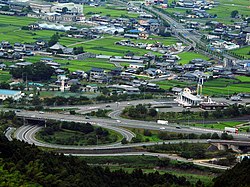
[208, 140, 250, 153]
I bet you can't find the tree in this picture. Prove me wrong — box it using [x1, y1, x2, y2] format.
[221, 133, 233, 140]
[143, 129, 152, 136]
[0, 82, 10, 89]
[70, 84, 80, 92]
[121, 138, 128, 144]
[231, 10, 239, 18]
[1, 6, 10, 11]
[203, 111, 209, 119]
[62, 7, 68, 14]
[73, 47, 84, 55]
[48, 33, 60, 47]
[211, 132, 220, 139]
[10, 62, 55, 81]
[148, 108, 157, 117]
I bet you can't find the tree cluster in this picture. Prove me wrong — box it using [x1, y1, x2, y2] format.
[213, 158, 250, 187]
[48, 33, 60, 47]
[10, 62, 55, 81]
[122, 104, 157, 119]
[0, 137, 193, 187]
[43, 96, 91, 106]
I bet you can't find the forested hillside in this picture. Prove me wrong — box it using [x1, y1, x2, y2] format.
[213, 159, 250, 187]
[0, 137, 193, 187]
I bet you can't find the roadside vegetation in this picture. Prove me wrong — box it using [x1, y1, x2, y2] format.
[147, 142, 236, 161]
[80, 155, 218, 186]
[0, 137, 199, 187]
[36, 120, 121, 145]
[122, 103, 250, 124]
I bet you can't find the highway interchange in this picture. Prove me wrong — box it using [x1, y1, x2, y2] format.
[8, 99, 250, 146]
[4, 99, 249, 170]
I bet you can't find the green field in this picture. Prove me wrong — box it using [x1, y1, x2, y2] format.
[232, 46, 250, 59]
[80, 155, 214, 186]
[0, 70, 11, 82]
[161, 0, 249, 24]
[178, 52, 210, 65]
[70, 36, 179, 56]
[25, 56, 116, 72]
[109, 166, 213, 186]
[0, 15, 84, 46]
[203, 78, 250, 96]
[84, 5, 139, 18]
[156, 80, 196, 90]
[207, 0, 250, 24]
[193, 121, 244, 131]
[156, 77, 250, 96]
[236, 76, 250, 83]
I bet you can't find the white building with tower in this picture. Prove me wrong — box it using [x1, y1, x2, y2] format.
[175, 88, 203, 107]
[57, 75, 68, 92]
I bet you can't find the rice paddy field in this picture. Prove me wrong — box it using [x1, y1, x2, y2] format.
[0, 15, 84, 46]
[178, 52, 210, 65]
[202, 78, 250, 96]
[161, 0, 249, 24]
[156, 77, 250, 96]
[83, 5, 139, 18]
[232, 46, 250, 60]
[70, 36, 179, 56]
[25, 56, 116, 72]
[0, 70, 11, 82]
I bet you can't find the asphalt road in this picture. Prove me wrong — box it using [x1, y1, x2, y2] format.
[148, 6, 237, 61]
[15, 107, 249, 141]
[13, 124, 207, 150]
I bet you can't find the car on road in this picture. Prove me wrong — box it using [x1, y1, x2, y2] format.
[85, 116, 90, 119]
[176, 126, 181, 129]
[127, 102, 131, 105]
[106, 104, 111, 108]
[31, 115, 36, 118]
[116, 120, 121, 123]
[15, 110, 21, 112]
[39, 111, 44, 114]
[159, 127, 165, 130]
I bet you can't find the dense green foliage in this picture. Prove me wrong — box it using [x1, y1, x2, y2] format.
[148, 142, 230, 160]
[213, 159, 250, 187]
[123, 104, 250, 122]
[0, 137, 194, 187]
[10, 62, 55, 81]
[38, 120, 118, 145]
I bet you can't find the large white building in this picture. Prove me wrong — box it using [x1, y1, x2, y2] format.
[0, 89, 22, 101]
[175, 88, 203, 107]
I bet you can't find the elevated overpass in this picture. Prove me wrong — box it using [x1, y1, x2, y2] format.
[208, 140, 250, 153]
